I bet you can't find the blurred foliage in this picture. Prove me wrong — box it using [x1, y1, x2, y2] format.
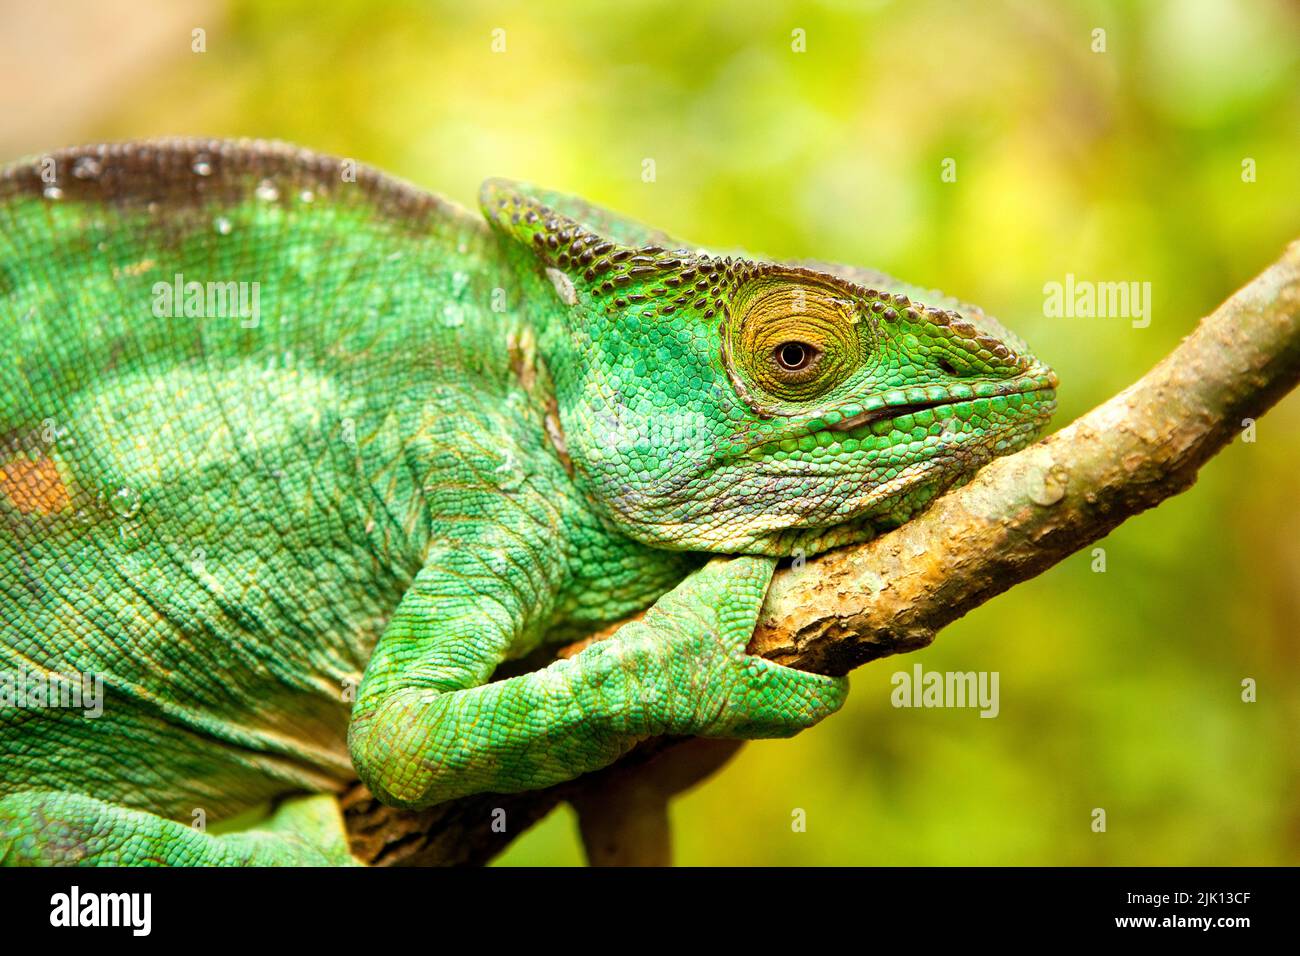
[5, 0, 1297, 865]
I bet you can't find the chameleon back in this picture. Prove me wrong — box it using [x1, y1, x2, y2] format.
[0, 141, 527, 818]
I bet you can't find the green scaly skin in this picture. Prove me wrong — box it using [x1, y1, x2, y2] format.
[0, 140, 1056, 865]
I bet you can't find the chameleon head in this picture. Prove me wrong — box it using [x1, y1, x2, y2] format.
[483, 181, 1058, 557]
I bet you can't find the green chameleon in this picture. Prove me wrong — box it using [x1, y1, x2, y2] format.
[0, 140, 1056, 865]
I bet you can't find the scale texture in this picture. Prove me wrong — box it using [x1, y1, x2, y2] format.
[0, 140, 1055, 864]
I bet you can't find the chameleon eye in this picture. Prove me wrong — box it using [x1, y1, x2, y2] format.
[723, 277, 867, 405]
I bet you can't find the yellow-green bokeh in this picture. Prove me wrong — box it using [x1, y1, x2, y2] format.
[3, 0, 1296, 865]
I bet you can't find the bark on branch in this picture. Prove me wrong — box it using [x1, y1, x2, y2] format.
[343, 240, 1300, 866]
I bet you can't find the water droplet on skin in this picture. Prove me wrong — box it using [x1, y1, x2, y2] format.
[191, 155, 213, 177]
[214, 216, 232, 235]
[255, 179, 279, 202]
[71, 156, 101, 180]
[110, 486, 142, 519]
[43, 186, 63, 200]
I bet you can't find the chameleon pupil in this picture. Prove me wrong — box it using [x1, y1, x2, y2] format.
[777, 342, 810, 371]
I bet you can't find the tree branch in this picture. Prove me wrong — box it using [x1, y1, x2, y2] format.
[343, 240, 1300, 866]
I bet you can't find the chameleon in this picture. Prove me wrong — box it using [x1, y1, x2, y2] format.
[0, 139, 1056, 865]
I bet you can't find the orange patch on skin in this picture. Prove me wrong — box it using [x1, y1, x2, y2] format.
[113, 258, 156, 279]
[0, 455, 73, 515]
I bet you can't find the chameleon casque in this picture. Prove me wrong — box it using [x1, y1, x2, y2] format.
[0, 140, 1056, 865]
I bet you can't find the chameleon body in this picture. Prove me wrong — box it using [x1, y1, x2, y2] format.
[0, 140, 1056, 865]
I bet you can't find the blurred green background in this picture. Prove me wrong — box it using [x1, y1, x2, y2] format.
[3, 0, 1296, 865]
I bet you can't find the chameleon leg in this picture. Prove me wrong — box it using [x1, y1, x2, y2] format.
[0, 791, 359, 866]
[349, 554, 848, 809]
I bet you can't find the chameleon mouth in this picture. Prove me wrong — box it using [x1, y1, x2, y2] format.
[744, 369, 1058, 458]
[825, 375, 1059, 435]
[827, 394, 975, 432]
